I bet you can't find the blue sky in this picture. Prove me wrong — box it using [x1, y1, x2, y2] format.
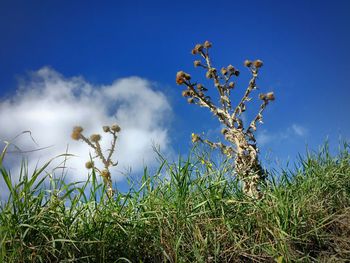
[0, 0, 349, 185]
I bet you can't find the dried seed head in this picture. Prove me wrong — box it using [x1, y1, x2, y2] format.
[85, 161, 94, 169]
[259, 93, 266, 100]
[227, 65, 235, 72]
[184, 73, 191, 80]
[103, 126, 110, 132]
[90, 134, 101, 143]
[74, 126, 83, 133]
[182, 90, 192, 97]
[176, 71, 186, 85]
[101, 169, 111, 178]
[111, 124, 121, 133]
[191, 133, 200, 143]
[244, 60, 252, 67]
[203, 40, 212, 48]
[188, 98, 194, 104]
[194, 60, 201, 67]
[234, 70, 240, 77]
[191, 44, 204, 54]
[229, 82, 235, 88]
[206, 71, 213, 79]
[176, 71, 190, 84]
[209, 68, 217, 74]
[253, 60, 263, 68]
[71, 126, 83, 140]
[266, 92, 275, 101]
[221, 67, 228, 75]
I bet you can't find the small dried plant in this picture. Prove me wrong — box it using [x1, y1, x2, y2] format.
[176, 41, 275, 198]
[71, 124, 121, 197]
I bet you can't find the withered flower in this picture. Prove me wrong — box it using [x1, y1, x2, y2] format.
[206, 71, 213, 79]
[90, 134, 101, 143]
[259, 93, 266, 100]
[253, 60, 263, 68]
[182, 90, 192, 97]
[227, 65, 235, 72]
[203, 40, 212, 48]
[176, 71, 191, 84]
[244, 60, 252, 67]
[188, 98, 194, 104]
[111, 124, 121, 132]
[191, 44, 204, 54]
[103, 126, 110, 132]
[71, 126, 83, 140]
[194, 60, 201, 67]
[85, 161, 94, 169]
[221, 67, 228, 75]
[266, 92, 275, 101]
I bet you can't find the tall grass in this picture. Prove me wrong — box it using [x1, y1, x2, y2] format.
[0, 143, 349, 262]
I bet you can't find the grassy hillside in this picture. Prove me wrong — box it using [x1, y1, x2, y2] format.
[0, 144, 349, 262]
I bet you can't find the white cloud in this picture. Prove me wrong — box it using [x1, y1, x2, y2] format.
[256, 123, 308, 146]
[256, 130, 273, 146]
[0, 67, 172, 191]
[291, 124, 308, 137]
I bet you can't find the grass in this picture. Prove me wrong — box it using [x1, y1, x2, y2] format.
[0, 143, 349, 262]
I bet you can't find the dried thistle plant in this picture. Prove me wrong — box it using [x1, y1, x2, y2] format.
[176, 41, 275, 198]
[71, 124, 121, 197]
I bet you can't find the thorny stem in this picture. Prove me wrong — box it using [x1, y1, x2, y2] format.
[71, 124, 121, 198]
[232, 70, 257, 121]
[106, 132, 118, 167]
[177, 41, 275, 199]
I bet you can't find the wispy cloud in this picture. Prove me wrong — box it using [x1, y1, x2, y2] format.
[291, 124, 308, 137]
[256, 123, 308, 146]
[0, 67, 172, 187]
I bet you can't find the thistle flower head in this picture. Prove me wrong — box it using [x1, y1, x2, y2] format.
[191, 44, 204, 54]
[259, 92, 275, 101]
[244, 60, 252, 67]
[227, 65, 235, 72]
[194, 60, 201, 67]
[71, 126, 83, 140]
[187, 98, 194, 104]
[182, 90, 192, 97]
[111, 124, 121, 133]
[203, 40, 212, 48]
[85, 161, 94, 169]
[206, 71, 213, 79]
[90, 134, 101, 143]
[253, 59, 263, 68]
[266, 92, 275, 101]
[221, 67, 228, 75]
[103, 126, 110, 132]
[176, 71, 190, 85]
[259, 93, 266, 100]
